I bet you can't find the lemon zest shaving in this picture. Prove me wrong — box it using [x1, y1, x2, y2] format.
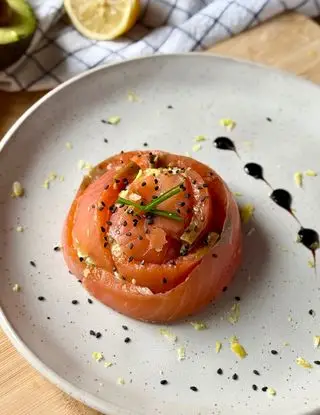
[296, 357, 312, 368]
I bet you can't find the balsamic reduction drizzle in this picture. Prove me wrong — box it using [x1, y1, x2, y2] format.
[244, 163, 272, 189]
[269, 189, 301, 225]
[213, 136, 319, 267]
[213, 137, 240, 158]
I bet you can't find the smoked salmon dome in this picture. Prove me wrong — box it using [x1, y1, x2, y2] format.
[62, 150, 242, 322]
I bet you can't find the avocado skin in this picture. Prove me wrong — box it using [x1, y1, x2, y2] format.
[0, 34, 33, 70]
[0, 0, 37, 70]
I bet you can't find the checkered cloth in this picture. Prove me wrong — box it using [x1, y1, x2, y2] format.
[1, 0, 319, 91]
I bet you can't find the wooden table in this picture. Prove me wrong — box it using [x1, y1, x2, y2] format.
[1, 12, 320, 415]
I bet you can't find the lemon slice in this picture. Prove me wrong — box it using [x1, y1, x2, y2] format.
[64, 0, 140, 41]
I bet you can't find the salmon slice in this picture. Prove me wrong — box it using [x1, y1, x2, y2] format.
[62, 150, 242, 322]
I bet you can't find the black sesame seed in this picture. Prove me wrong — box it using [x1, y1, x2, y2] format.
[128, 256, 134, 263]
[185, 193, 191, 198]
[160, 379, 168, 385]
[123, 221, 128, 227]
[72, 300, 79, 305]
[101, 226, 106, 232]
[141, 181, 146, 187]
[167, 105, 173, 109]
[152, 195, 158, 199]
[126, 232, 132, 237]
[253, 369, 260, 376]
[222, 286, 228, 292]
[106, 221, 112, 226]
[129, 243, 134, 249]
[190, 386, 198, 392]
[309, 309, 315, 316]
[104, 242, 108, 248]
[163, 278, 168, 284]
[266, 117, 272, 122]
[235, 296, 241, 301]
[154, 186, 159, 191]
[217, 368, 223, 375]
[104, 138, 108, 143]
[314, 360, 320, 365]
[154, 179, 158, 184]
[271, 350, 278, 355]
[262, 386, 268, 392]
[252, 384, 258, 391]
[114, 179, 120, 184]
[38, 296, 45, 301]
[178, 201, 185, 207]
[212, 253, 218, 258]
[138, 235, 143, 240]
[232, 373, 238, 380]
[79, 257, 84, 262]
[96, 332, 102, 339]
[147, 217, 154, 225]
[104, 184, 109, 190]
[53, 246, 61, 252]
[101, 119, 107, 124]
[176, 208, 181, 214]
[47, 316, 51, 320]
[90, 330, 95, 336]
[88, 298, 93, 304]
[122, 325, 128, 330]
[179, 184, 186, 191]
[30, 261, 36, 267]
[124, 337, 131, 343]
[143, 142, 148, 147]
[203, 183, 208, 188]
[140, 260, 145, 265]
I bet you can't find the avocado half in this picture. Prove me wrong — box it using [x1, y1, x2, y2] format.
[0, 0, 37, 70]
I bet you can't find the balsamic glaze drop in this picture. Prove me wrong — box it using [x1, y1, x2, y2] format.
[298, 227, 319, 269]
[298, 228, 319, 251]
[244, 163, 272, 188]
[214, 137, 239, 157]
[270, 189, 292, 212]
[270, 189, 301, 225]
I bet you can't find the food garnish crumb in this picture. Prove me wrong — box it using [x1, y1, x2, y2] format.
[65, 142, 73, 150]
[159, 328, 177, 342]
[313, 335, 320, 348]
[267, 387, 276, 396]
[294, 172, 303, 188]
[233, 192, 242, 197]
[16, 226, 24, 232]
[92, 351, 104, 362]
[190, 321, 207, 330]
[296, 357, 313, 368]
[127, 91, 139, 102]
[12, 284, 21, 292]
[104, 362, 113, 368]
[194, 135, 206, 142]
[177, 346, 186, 361]
[78, 160, 93, 171]
[240, 204, 254, 224]
[304, 169, 317, 177]
[117, 377, 125, 385]
[308, 259, 315, 269]
[220, 118, 236, 131]
[107, 116, 121, 125]
[42, 172, 58, 189]
[230, 336, 247, 359]
[59, 176, 65, 182]
[215, 341, 222, 353]
[192, 144, 202, 152]
[11, 181, 24, 198]
[227, 303, 240, 325]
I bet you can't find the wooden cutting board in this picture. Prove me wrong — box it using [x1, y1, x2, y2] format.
[1, 12, 320, 415]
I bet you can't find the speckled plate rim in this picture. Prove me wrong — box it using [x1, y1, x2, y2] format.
[1, 52, 320, 415]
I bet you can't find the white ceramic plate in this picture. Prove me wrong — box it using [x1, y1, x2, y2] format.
[1, 54, 320, 415]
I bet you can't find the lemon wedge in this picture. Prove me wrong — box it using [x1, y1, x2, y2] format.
[64, 0, 140, 40]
